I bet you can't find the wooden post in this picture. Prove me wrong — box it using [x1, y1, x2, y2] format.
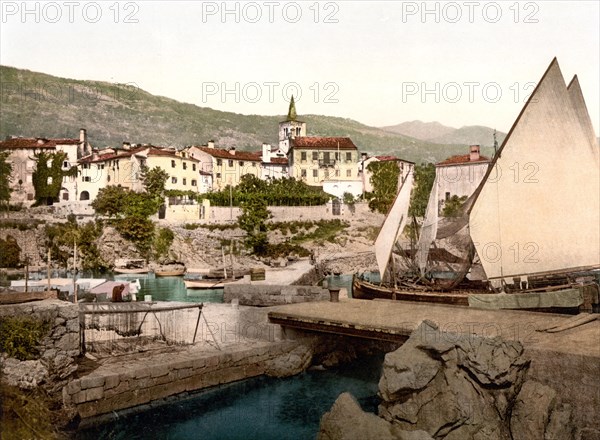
[222, 246, 228, 279]
[24, 258, 29, 292]
[47, 248, 51, 293]
[73, 237, 78, 304]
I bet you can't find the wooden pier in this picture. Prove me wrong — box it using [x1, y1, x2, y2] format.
[268, 298, 600, 356]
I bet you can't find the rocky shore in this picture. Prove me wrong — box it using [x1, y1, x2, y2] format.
[318, 320, 582, 440]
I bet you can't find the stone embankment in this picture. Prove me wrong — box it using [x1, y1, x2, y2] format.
[65, 339, 313, 421]
[224, 284, 329, 306]
[0, 299, 79, 395]
[318, 320, 581, 440]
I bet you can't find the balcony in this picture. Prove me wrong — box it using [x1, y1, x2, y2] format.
[318, 159, 337, 168]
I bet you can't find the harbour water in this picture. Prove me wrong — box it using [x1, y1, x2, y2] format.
[75, 354, 384, 440]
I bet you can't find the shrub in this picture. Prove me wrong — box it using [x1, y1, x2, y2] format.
[0, 316, 50, 361]
[0, 235, 21, 268]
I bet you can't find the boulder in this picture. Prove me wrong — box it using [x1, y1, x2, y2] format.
[318, 392, 433, 440]
[265, 344, 313, 378]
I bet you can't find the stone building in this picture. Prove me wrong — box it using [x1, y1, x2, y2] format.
[0, 128, 91, 205]
[359, 154, 415, 194]
[435, 145, 491, 214]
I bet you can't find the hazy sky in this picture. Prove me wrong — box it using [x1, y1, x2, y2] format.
[1, 1, 598, 134]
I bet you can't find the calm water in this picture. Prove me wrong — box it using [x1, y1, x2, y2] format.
[4, 270, 354, 302]
[75, 354, 384, 440]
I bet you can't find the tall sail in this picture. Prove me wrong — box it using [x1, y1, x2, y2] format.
[469, 59, 600, 286]
[415, 175, 439, 273]
[374, 172, 414, 278]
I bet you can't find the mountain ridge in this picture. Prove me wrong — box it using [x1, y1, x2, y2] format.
[0, 65, 496, 163]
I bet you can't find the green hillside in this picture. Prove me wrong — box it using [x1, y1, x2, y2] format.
[0, 65, 492, 163]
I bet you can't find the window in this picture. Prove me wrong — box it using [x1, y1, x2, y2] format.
[82, 176, 91, 182]
[217, 159, 222, 166]
[240, 161, 245, 167]
[346, 152, 352, 162]
[445, 192, 450, 201]
[346, 169, 352, 177]
[335, 152, 340, 161]
[252, 162, 256, 167]
[191, 179, 197, 186]
[183, 162, 187, 170]
[301, 169, 307, 178]
[228, 159, 233, 167]
[323, 152, 330, 164]
[335, 170, 340, 177]
[171, 160, 176, 168]
[301, 152, 307, 162]
[63, 161, 69, 168]
[172, 177, 177, 184]
[312, 152, 318, 160]
[192, 164, 196, 171]
[107, 175, 111, 182]
[216, 173, 221, 178]
[100, 164, 104, 170]
[313, 169, 318, 177]
[82, 163, 89, 169]
[183, 178, 187, 185]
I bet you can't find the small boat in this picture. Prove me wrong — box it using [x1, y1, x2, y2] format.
[114, 267, 149, 274]
[155, 268, 186, 277]
[184, 278, 238, 290]
[0, 289, 57, 305]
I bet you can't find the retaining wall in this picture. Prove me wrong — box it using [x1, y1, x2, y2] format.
[0, 299, 80, 394]
[64, 340, 311, 420]
[224, 284, 330, 306]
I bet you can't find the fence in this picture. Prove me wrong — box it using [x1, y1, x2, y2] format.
[79, 303, 204, 356]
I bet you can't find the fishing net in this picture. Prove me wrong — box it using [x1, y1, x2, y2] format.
[81, 303, 203, 357]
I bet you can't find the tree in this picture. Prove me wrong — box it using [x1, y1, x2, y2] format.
[141, 166, 168, 200]
[92, 186, 129, 218]
[365, 161, 401, 214]
[0, 151, 13, 212]
[442, 195, 468, 217]
[31, 151, 77, 205]
[238, 194, 270, 254]
[408, 163, 436, 218]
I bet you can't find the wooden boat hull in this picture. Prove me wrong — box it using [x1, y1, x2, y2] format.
[352, 275, 470, 306]
[155, 270, 185, 277]
[184, 279, 237, 290]
[114, 268, 149, 274]
[0, 289, 56, 305]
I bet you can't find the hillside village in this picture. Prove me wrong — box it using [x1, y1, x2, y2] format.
[0, 98, 492, 226]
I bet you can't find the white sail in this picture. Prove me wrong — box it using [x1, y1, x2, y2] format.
[415, 175, 439, 273]
[374, 172, 414, 278]
[469, 59, 600, 286]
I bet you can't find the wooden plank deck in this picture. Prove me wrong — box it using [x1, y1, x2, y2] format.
[268, 298, 600, 357]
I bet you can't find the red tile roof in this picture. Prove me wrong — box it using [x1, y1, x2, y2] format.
[375, 155, 400, 161]
[0, 137, 79, 150]
[290, 137, 357, 150]
[192, 146, 262, 161]
[266, 157, 288, 165]
[436, 154, 491, 166]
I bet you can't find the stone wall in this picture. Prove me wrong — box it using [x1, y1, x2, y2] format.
[224, 284, 330, 306]
[0, 225, 47, 267]
[0, 299, 80, 395]
[64, 340, 312, 420]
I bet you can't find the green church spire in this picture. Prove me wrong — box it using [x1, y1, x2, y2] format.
[287, 96, 297, 121]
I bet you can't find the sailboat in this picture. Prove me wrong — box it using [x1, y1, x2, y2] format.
[354, 58, 600, 312]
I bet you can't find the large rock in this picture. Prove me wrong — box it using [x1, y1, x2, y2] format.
[511, 380, 574, 440]
[374, 320, 571, 440]
[318, 392, 433, 440]
[265, 344, 313, 378]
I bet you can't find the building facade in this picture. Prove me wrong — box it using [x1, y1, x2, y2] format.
[435, 145, 491, 215]
[0, 129, 91, 205]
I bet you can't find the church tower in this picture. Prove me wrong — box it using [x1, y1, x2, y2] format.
[278, 96, 306, 154]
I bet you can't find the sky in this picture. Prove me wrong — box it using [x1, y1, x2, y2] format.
[1, 1, 599, 134]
